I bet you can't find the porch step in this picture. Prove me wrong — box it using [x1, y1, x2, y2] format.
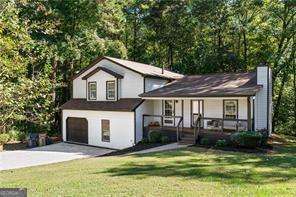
[178, 137, 196, 145]
[181, 133, 195, 138]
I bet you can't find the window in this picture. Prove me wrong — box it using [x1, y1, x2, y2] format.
[106, 81, 116, 100]
[88, 82, 97, 100]
[163, 100, 174, 124]
[164, 100, 173, 116]
[224, 100, 238, 119]
[101, 119, 110, 142]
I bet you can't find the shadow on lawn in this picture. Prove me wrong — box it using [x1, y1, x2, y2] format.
[101, 143, 296, 185]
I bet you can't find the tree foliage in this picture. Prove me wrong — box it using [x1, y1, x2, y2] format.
[0, 0, 295, 136]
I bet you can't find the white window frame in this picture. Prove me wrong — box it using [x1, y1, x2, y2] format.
[101, 119, 110, 142]
[88, 82, 97, 100]
[106, 80, 116, 100]
[223, 100, 238, 119]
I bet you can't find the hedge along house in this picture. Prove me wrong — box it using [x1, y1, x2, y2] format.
[61, 56, 272, 149]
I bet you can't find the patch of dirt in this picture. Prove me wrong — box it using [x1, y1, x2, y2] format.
[268, 134, 296, 145]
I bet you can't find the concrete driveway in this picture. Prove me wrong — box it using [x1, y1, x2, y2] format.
[0, 143, 114, 171]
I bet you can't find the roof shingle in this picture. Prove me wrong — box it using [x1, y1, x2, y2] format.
[60, 98, 143, 112]
[81, 67, 123, 80]
[73, 56, 183, 80]
[139, 72, 262, 98]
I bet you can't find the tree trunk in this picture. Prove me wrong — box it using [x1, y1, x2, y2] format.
[217, 28, 224, 70]
[293, 60, 296, 129]
[168, 44, 173, 70]
[242, 29, 247, 69]
[51, 58, 59, 132]
[51, 59, 58, 102]
[272, 71, 289, 131]
[133, 16, 137, 61]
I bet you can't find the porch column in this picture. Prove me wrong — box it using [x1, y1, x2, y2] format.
[247, 97, 252, 131]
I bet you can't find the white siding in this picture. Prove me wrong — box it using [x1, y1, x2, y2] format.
[255, 66, 272, 132]
[268, 69, 273, 133]
[73, 67, 100, 99]
[145, 78, 168, 92]
[99, 59, 144, 98]
[87, 71, 117, 101]
[183, 100, 191, 127]
[73, 78, 87, 98]
[72, 59, 144, 99]
[62, 110, 135, 149]
[145, 97, 251, 128]
[135, 100, 154, 143]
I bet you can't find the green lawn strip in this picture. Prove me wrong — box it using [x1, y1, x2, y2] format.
[1, 141, 295, 196]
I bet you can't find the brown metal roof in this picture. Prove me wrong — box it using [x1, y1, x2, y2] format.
[139, 72, 262, 98]
[81, 67, 123, 80]
[60, 98, 143, 112]
[73, 56, 184, 80]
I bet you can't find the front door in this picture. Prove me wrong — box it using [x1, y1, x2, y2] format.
[192, 100, 204, 127]
[163, 100, 175, 126]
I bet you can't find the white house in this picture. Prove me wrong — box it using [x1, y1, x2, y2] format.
[61, 56, 272, 149]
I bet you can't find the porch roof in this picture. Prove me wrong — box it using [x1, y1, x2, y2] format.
[139, 72, 262, 98]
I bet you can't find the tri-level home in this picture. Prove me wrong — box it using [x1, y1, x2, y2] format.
[61, 56, 272, 149]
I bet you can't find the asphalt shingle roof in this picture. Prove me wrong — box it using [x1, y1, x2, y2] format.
[61, 98, 143, 112]
[139, 72, 262, 98]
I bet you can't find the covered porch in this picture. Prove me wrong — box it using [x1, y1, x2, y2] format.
[139, 72, 262, 144]
[142, 97, 254, 144]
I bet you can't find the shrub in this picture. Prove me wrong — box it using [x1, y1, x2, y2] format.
[258, 129, 269, 146]
[8, 129, 26, 142]
[141, 138, 150, 144]
[200, 137, 210, 146]
[230, 131, 262, 148]
[215, 139, 227, 147]
[161, 136, 170, 144]
[148, 131, 162, 143]
[0, 133, 10, 145]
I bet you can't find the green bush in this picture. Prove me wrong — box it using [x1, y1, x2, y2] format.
[0, 133, 10, 145]
[230, 131, 262, 148]
[215, 139, 227, 147]
[258, 129, 269, 146]
[148, 131, 162, 143]
[200, 138, 210, 146]
[161, 136, 170, 144]
[141, 138, 150, 144]
[8, 129, 26, 142]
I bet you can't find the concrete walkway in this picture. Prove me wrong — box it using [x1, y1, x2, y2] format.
[129, 143, 190, 155]
[0, 143, 114, 171]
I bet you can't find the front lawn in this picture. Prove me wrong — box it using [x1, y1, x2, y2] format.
[1, 135, 295, 196]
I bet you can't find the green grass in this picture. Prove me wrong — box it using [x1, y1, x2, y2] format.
[1, 137, 296, 197]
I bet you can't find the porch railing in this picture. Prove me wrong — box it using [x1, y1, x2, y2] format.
[142, 114, 183, 142]
[192, 114, 253, 132]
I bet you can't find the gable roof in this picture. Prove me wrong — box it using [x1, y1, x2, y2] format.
[73, 56, 183, 80]
[60, 98, 143, 112]
[139, 72, 262, 98]
[81, 67, 123, 80]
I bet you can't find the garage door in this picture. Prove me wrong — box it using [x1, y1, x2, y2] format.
[66, 117, 88, 144]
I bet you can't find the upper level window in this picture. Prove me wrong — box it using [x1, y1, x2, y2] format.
[224, 100, 238, 119]
[88, 82, 97, 100]
[106, 81, 116, 100]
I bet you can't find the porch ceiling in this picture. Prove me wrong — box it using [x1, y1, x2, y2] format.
[139, 72, 262, 98]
